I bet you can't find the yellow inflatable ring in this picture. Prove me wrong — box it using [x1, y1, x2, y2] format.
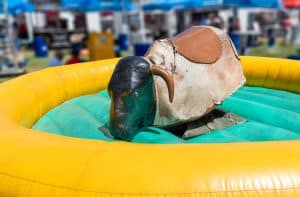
[0, 56, 300, 196]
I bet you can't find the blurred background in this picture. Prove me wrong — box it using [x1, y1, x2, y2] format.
[0, 0, 300, 82]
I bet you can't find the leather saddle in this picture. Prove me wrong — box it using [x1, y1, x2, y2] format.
[169, 26, 222, 64]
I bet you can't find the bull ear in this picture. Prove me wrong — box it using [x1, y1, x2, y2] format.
[150, 65, 174, 103]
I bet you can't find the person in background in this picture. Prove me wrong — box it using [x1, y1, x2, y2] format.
[247, 17, 261, 48]
[267, 27, 276, 48]
[228, 17, 241, 53]
[48, 50, 64, 67]
[228, 17, 240, 34]
[210, 13, 224, 29]
[65, 48, 82, 65]
[282, 15, 292, 44]
[80, 47, 89, 62]
[16, 47, 27, 67]
[200, 16, 209, 26]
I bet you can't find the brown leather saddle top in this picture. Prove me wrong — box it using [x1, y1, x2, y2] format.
[169, 26, 222, 64]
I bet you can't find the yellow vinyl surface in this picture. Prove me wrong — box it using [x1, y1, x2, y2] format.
[0, 56, 300, 196]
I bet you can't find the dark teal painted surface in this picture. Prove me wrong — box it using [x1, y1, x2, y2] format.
[33, 86, 300, 143]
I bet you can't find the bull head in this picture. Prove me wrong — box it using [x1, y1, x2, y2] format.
[108, 56, 174, 141]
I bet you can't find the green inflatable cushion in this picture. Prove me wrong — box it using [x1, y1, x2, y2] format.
[33, 86, 300, 144]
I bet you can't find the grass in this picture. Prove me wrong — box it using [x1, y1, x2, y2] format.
[0, 51, 50, 83]
[249, 43, 300, 58]
[0, 43, 299, 83]
[24, 50, 52, 73]
[0, 50, 71, 83]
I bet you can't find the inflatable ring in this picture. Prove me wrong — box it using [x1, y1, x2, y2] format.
[0, 56, 300, 196]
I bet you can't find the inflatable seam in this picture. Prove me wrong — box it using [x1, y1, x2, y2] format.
[25, 77, 43, 126]
[43, 113, 65, 133]
[66, 102, 103, 125]
[286, 68, 293, 93]
[1, 172, 300, 194]
[220, 97, 300, 132]
[230, 92, 300, 114]
[32, 115, 63, 135]
[262, 62, 270, 87]
[238, 88, 300, 103]
[72, 98, 107, 122]
[53, 69, 69, 100]
[272, 63, 280, 88]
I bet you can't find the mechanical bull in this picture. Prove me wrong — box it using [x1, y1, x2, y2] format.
[106, 26, 246, 141]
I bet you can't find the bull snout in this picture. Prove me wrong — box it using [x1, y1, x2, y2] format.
[109, 95, 136, 141]
[109, 95, 125, 128]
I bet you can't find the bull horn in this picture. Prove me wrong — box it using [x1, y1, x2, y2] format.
[150, 65, 174, 103]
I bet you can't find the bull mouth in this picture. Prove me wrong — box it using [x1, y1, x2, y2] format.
[99, 125, 134, 141]
[110, 127, 137, 141]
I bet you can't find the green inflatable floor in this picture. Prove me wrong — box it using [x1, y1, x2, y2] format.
[33, 86, 300, 143]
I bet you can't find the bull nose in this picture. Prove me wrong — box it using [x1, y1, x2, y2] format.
[109, 119, 137, 141]
[109, 96, 126, 124]
[109, 109, 127, 127]
[110, 128, 133, 141]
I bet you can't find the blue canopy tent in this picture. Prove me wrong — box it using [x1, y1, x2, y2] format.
[60, 0, 135, 12]
[60, 0, 136, 57]
[1, 0, 35, 16]
[143, 0, 189, 11]
[223, 0, 284, 9]
[143, 0, 222, 11]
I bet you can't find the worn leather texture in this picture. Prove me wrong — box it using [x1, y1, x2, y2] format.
[145, 26, 246, 127]
[170, 26, 222, 64]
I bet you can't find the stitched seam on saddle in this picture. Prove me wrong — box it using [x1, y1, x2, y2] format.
[165, 39, 177, 73]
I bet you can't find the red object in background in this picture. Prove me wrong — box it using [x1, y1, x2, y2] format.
[283, 0, 300, 8]
[65, 57, 81, 65]
[45, 11, 59, 17]
[283, 17, 292, 28]
[101, 11, 113, 16]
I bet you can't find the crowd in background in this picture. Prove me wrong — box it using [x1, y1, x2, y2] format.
[43, 9, 298, 67]
[196, 10, 296, 55]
